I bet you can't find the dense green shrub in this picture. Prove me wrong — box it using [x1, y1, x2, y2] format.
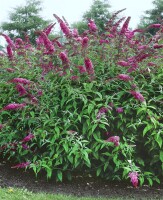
[0, 11, 163, 187]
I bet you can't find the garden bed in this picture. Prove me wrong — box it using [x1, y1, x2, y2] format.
[0, 159, 163, 199]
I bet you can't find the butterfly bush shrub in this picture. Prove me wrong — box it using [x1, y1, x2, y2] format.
[0, 9, 163, 186]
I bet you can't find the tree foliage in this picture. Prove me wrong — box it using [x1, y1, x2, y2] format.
[1, 0, 50, 44]
[72, 0, 111, 34]
[138, 0, 163, 35]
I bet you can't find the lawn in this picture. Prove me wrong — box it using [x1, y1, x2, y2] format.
[0, 188, 113, 200]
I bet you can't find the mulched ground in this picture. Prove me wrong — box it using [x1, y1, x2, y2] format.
[0, 160, 163, 199]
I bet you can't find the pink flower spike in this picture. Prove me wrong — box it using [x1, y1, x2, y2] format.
[44, 23, 56, 36]
[97, 107, 108, 119]
[22, 133, 34, 143]
[147, 62, 156, 67]
[120, 17, 131, 35]
[70, 76, 79, 81]
[59, 52, 69, 63]
[82, 37, 89, 48]
[78, 66, 87, 74]
[7, 45, 13, 60]
[72, 28, 78, 37]
[10, 78, 31, 85]
[137, 45, 148, 50]
[88, 19, 97, 32]
[22, 143, 29, 150]
[0, 34, 15, 49]
[16, 84, 27, 96]
[106, 136, 120, 146]
[116, 107, 123, 113]
[84, 58, 94, 75]
[129, 172, 139, 188]
[11, 162, 30, 169]
[153, 44, 163, 49]
[99, 39, 109, 45]
[1, 103, 26, 111]
[107, 34, 114, 38]
[130, 91, 145, 102]
[37, 90, 43, 96]
[60, 21, 70, 36]
[117, 74, 132, 82]
[6, 68, 15, 73]
[117, 61, 129, 67]
[149, 24, 161, 28]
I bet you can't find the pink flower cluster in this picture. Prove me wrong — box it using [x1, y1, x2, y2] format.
[7, 45, 13, 60]
[117, 74, 132, 82]
[38, 31, 55, 54]
[97, 107, 108, 119]
[10, 78, 31, 85]
[99, 39, 109, 45]
[84, 58, 94, 75]
[120, 17, 131, 35]
[117, 61, 129, 67]
[72, 29, 78, 37]
[116, 107, 123, 113]
[78, 66, 87, 74]
[82, 37, 89, 48]
[148, 24, 161, 28]
[129, 172, 139, 188]
[21, 133, 34, 143]
[1, 103, 26, 111]
[16, 84, 27, 96]
[53, 14, 71, 37]
[60, 21, 71, 36]
[59, 52, 69, 64]
[130, 91, 145, 102]
[106, 136, 120, 146]
[147, 62, 156, 67]
[70, 76, 79, 81]
[6, 68, 15, 73]
[11, 162, 30, 169]
[0, 33, 15, 49]
[88, 19, 97, 32]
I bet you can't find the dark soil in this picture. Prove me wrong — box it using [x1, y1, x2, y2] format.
[0, 160, 163, 199]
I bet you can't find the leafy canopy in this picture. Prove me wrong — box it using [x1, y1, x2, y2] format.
[138, 0, 163, 35]
[72, 0, 111, 34]
[1, 0, 50, 44]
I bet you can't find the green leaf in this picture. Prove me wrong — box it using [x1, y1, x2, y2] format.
[139, 176, 144, 186]
[88, 104, 94, 115]
[67, 155, 73, 164]
[155, 135, 162, 148]
[74, 154, 80, 168]
[99, 124, 107, 130]
[55, 126, 60, 134]
[147, 178, 153, 186]
[57, 171, 62, 182]
[30, 111, 35, 118]
[77, 115, 82, 122]
[104, 162, 109, 171]
[94, 92, 102, 99]
[63, 143, 69, 152]
[46, 168, 52, 178]
[160, 151, 163, 162]
[143, 124, 153, 136]
[92, 124, 97, 132]
[96, 167, 102, 176]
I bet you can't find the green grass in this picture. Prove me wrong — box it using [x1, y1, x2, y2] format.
[0, 187, 116, 200]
